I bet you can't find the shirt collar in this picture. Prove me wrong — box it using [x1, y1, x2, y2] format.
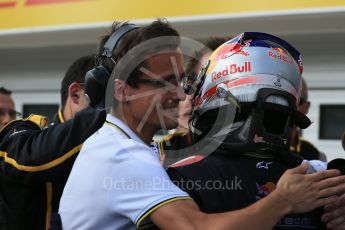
[106, 114, 146, 145]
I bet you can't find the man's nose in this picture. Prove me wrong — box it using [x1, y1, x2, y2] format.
[2, 113, 13, 125]
[0, 114, 12, 128]
[173, 82, 186, 101]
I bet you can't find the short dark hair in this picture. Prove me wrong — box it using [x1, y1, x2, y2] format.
[186, 36, 231, 76]
[97, 19, 180, 87]
[0, 87, 12, 95]
[60, 55, 96, 109]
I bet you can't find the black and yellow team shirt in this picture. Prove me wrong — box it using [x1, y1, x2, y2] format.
[0, 107, 106, 230]
[291, 136, 320, 161]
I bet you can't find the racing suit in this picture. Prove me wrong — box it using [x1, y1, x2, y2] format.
[162, 133, 327, 230]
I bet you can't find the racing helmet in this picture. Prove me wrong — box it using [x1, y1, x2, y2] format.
[188, 32, 311, 152]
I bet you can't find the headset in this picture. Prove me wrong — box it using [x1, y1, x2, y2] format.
[84, 24, 138, 109]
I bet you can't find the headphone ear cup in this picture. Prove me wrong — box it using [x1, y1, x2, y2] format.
[84, 65, 111, 109]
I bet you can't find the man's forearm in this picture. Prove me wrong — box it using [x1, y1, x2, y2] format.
[152, 193, 290, 230]
[201, 190, 290, 230]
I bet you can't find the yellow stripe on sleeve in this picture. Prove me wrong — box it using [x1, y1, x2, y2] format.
[0, 144, 82, 172]
[136, 196, 192, 229]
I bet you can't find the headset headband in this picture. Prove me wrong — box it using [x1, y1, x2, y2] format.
[101, 24, 138, 58]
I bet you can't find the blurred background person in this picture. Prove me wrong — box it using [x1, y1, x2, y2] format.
[290, 77, 327, 161]
[0, 86, 20, 129]
[55, 55, 94, 123]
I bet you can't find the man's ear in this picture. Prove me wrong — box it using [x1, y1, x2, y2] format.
[69, 82, 83, 104]
[114, 79, 128, 102]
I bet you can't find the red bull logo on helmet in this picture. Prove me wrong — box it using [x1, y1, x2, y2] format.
[213, 43, 250, 61]
[268, 49, 292, 64]
[236, 50, 250, 56]
[271, 47, 287, 55]
[211, 62, 252, 82]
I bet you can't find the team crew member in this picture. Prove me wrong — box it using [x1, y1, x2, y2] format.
[60, 20, 345, 230]
[166, 33, 345, 229]
[0, 55, 106, 230]
[0, 87, 20, 130]
[290, 78, 325, 161]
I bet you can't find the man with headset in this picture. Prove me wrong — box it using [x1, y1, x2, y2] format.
[0, 55, 106, 230]
[59, 20, 345, 230]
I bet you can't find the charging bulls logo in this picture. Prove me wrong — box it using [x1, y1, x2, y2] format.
[256, 182, 276, 200]
[212, 43, 250, 61]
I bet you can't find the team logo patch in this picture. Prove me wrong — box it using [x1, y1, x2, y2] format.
[256, 182, 276, 200]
